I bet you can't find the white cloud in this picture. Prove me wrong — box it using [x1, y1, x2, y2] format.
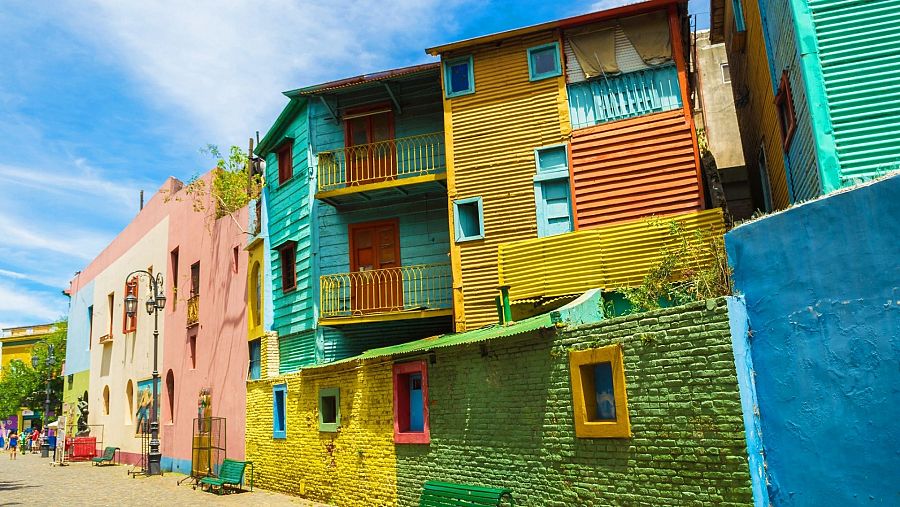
[0, 280, 67, 326]
[61, 0, 471, 147]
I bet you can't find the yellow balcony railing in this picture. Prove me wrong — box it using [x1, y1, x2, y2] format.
[497, 209, 727, 303]
[186, 295, 200, 327]
[317, 132, 445, 192]
[320, 263, 452, 319]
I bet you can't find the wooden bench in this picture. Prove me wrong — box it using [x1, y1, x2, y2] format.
[199, 459, 247, 495]
[91, 446, 119, 466]
[420, 480, 514, 506]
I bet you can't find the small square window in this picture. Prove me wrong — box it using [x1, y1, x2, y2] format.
[276, 241, 297, 292]
[569, 344, 630, 438]
[318, 387, 340, 432]
[277, 141, 294, 184]
[528, 43, 562, 81]
[721, 63, 731, 83]
[535, 145, 568, 175]
[775, 70, 797, 151]
[453, 197, 484, 242]
[273, 384, 287, 439]
[444, 56, 475, 98]
[248, 339, 261, 380]
[393, 361, 430, 444]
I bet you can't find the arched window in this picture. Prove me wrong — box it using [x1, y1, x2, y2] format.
[250, 262, 261, 327]
[103, 385, 110, 415]
[165, 370, 175, 424]
[125, 380, 134, 424]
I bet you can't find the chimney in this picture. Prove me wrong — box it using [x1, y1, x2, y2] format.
[139, 190, 144, 210]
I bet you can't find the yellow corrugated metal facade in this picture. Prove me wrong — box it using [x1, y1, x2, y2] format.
[497, 208, 726, 302]
[725, 0, 790, 210]
[442, 30, 571, 331]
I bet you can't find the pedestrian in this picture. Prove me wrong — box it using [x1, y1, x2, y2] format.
[8, 431, 17, 460]
[31, 428, 39, 453]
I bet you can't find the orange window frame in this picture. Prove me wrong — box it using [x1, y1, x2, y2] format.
[775, 70, 797, 151]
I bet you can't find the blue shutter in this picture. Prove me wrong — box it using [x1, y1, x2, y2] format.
[249, 340, 261, 380]
[537, 178, 573, 237]
[409, 373, 424, 431]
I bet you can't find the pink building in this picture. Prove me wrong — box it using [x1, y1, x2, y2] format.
[161, 174, 248, 473]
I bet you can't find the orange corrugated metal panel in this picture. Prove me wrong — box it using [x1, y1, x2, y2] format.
[570, 110, 702, 228]
[444, 31, 571, 330]
[497, 208, 726, 302]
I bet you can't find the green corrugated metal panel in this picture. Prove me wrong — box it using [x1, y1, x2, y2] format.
[279, 331, 316, 374]
[809, 0, 900, 182]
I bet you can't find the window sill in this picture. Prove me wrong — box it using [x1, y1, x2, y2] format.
[529, 71, 561, 82]
[394, 432, 430, 444]
[318, 424, 340, 433]
[455, 234, 484, 243]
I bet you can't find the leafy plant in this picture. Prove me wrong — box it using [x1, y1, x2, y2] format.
[0, 321, 67, 420]
[618, 218, 732, 313]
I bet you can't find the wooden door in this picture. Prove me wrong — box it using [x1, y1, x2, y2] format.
[345, 108, 396, 185]
[349, 219, 402, 314]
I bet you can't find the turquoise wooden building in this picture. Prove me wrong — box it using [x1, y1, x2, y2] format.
[255, 63, 452, 371]
[715, 0, 900, 203]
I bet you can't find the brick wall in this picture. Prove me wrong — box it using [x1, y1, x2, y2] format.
[246, 298, 753, 506]
[245, 358, 397, 506]
[397, 298, 752, 506]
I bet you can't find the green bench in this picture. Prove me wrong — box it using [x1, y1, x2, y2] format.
[420, 480, 514, 506]
[91, 446, 119, 466]
[199, 459, 248, 495]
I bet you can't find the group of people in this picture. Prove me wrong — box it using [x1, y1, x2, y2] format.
[1, 427, 46, 459]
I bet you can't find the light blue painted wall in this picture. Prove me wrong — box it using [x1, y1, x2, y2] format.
[758, 0, 821, 202]
[65, 279, 94, 374]
[725, 173, 900, 505]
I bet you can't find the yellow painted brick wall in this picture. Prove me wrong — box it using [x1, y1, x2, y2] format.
[246, 358, 397, 506]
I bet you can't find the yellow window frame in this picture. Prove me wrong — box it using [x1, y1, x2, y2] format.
[569, 344, 631, 438]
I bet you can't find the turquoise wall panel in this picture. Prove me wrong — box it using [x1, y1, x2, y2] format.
[567, 65, 682, 129]
[758, 0, 821, 202]
[808, 0, 900, 184]
[265, 102, 317, 338]
[320, 316, 452, 363]
[65, 279, 94, 374]
[279, 330, 317, 373]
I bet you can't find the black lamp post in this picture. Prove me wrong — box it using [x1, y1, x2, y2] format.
[31, 343, 56, 458]
[124, 270, 166, 476]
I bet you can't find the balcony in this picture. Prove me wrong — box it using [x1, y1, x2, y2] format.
[186, 295, 199, 327]
[319, 263, 452, 325]
[316, 132, 446, 206]
[497, 209, 726, 304]
[98, 333, 112, 345]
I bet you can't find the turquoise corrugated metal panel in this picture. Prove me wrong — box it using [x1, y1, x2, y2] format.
[567, 65, 682, 129]
[808, 0, 900, 183]
[279, 330, 316, 373]
[320, 316, 452, 363]
[758, 0, 820, 202]
[266, 103, 318, 337]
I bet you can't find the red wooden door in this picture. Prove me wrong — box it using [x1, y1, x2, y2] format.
[345, 109, 396, 185]
[349, 220, 402, 314]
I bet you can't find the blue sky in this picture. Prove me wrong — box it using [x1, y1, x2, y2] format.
[0, 0, 710, 331]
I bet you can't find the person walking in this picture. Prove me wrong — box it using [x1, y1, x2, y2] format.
[8, 431, 17, 459]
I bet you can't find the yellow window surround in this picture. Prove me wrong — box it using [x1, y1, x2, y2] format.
[569, 344, 631, 438]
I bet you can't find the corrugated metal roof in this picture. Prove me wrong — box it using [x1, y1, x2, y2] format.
[425, 0, 683, 55]
[283, 62, 439, 97]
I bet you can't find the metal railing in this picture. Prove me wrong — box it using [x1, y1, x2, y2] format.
[186, 295, 199, 327]
[317, 132, 445, 192]
[320, 263, 452, 318]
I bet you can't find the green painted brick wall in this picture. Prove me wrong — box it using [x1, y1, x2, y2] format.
[396, 298, 753, 506]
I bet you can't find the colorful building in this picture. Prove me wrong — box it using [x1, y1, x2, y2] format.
[712, 0, 900, 205]
[254, 62, 453, 370]
[1, 323, 59, 432]
[426, 0, 724, 329]
[65, 172, 248, 468]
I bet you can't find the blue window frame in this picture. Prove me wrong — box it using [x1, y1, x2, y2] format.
[249, 339, 261, 380]
[534, 145, 573, 237]
[453, 197, 485, 242]
[273, 384, 286, 439]
[528, 42, 562, 82]
[444, 56, 475, 98]
[732, 0, 746, 33]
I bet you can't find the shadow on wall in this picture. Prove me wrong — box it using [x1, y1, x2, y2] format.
[725, 174, 900, 505]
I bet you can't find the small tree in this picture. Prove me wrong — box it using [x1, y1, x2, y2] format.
[0, 321, 67, 421]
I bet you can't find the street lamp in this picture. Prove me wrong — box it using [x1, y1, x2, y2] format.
[125, 270, 166, 476]
[31, 343, 56, 458]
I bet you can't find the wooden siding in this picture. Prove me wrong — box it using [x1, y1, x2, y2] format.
[497, 208, 726, 302]
[809, 0, 900, 183]
[570, 110, 702, 227]
[759, 0, 821, 201]
[443, 30, 571, 331]
[279, 330, 316, 374]
[265, 103, 318, 339]
[723, 0, 791, 209]
[567, 65, 683, 129]
[320, 316, 451, 363]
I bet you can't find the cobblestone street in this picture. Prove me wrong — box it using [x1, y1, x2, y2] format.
[0, 452, 329, 506]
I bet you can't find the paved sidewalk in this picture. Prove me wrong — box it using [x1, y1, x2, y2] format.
[0, 452, 330, 506]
